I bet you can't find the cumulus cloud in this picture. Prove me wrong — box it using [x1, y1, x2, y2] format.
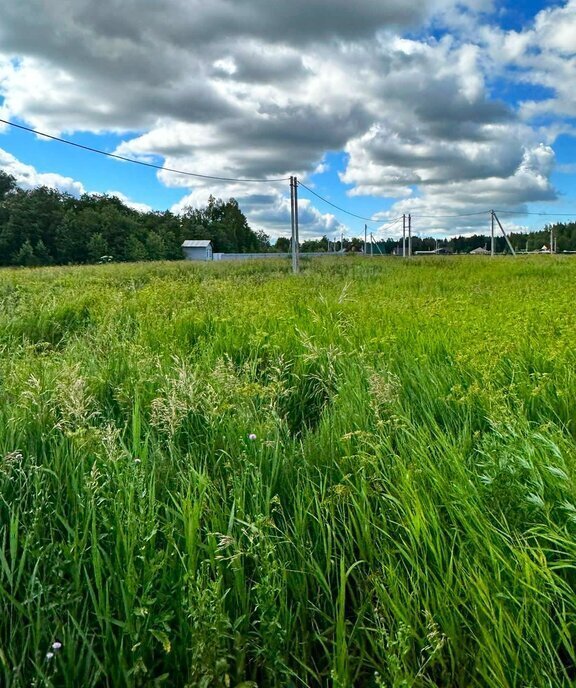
[0, 0, 465, 134]
[479, 1, 576, 120]
[376, 144, 556, 236]
[105, 191, 153, 213]
[0, 147, 157, 213]
[0, 147, 85, 195]
[0, 0, 571, 237]
[170, 183, 345, 240]
[337, 36, 557, 216]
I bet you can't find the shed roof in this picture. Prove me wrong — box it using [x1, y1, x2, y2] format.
[470, 247, 490, 254]
[182, 240, 212, 248]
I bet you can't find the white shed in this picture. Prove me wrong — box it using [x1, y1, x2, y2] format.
[182, 240, 213, 261]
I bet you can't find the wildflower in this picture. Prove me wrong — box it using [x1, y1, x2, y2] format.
[248, 433, 257, 441]
[45, 652, 54, 660]
[52, 641, 62, 651]
[134, 457, 142, 464]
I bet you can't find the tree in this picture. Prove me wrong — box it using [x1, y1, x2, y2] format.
[145, 231, 167, 260]
[125, 236, 148, 262]
[35, 239, 53, 266]
[54, 210, 89, 264]
[301, 237, 325, 252]
[86, 233, 110, 263]
[13, 239, 36, 266]
[180, 196, 262, 253]
[0, 171, 17, 200]
[254, 229, 271, 251]
[275, 237, 291, 252]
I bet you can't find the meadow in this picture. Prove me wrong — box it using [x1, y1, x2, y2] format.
[0, 255, 575, 687]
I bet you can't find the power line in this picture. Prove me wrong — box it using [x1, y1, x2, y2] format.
[374, 215, 403, 235]
[298, 181, 493, 223]
[0, 118, 290, 184]
[494, 209, 576, 217]
[2, 119, 575, 220]
[297, 180, 400, 225]
[336, 215, 402, 242]
[410, 210, 488, 218]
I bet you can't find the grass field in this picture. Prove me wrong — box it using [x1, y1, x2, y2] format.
[1, 256, 576, 687]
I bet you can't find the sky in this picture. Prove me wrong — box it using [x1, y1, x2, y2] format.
[1, 0, 575, 242]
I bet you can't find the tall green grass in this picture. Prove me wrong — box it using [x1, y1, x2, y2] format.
[1, 256, 576, 686]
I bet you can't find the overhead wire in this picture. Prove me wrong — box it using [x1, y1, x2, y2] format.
[296, 180, 401, 225]
[493, 209, 576, 217]
[410, 210, 488, 218]
[0, 118, 290, 184]
[373, 215, 403, 235]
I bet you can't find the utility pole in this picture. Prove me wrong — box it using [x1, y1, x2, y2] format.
[370, 232, 374, 256]
[408, 214, 412, 257]
[550, 226, 554, 255]
[290, 176, 299, 274]
[492, 211, 516, 256]
[290, 176, 295, 260]
[402, 214, 406, 257]
[294, 177, 300, 272]
[490, 210, 495, 256]
[364, 224, 367, 256]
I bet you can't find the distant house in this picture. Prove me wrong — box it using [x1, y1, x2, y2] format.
[182, 240, 213, 261]
[470, 247, 490, 255]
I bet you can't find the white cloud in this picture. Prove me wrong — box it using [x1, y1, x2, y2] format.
[377, 143, 556, 235]
[0, 0, 572, 237]
[105, 191, 153, 213]
[170, 183, 345, 240]
[478, 1, 576, 120]
[0, 147, 85, 195]
[0, 147, 156, 212]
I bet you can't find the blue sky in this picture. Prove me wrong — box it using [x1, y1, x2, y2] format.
[1, 0, 575, 240]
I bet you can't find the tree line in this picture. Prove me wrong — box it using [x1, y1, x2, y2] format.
[1, 170, 575, 266]
[0, 171, 271, 266]
[298, 226, 576, 254]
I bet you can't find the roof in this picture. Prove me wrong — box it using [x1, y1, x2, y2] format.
[470, 247, 490, 254]
[181, 240, 212, 248]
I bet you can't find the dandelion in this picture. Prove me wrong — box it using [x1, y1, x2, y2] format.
[248, 433, 257, 441]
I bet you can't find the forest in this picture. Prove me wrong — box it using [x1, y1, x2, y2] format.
[0, 171, 270, 266]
